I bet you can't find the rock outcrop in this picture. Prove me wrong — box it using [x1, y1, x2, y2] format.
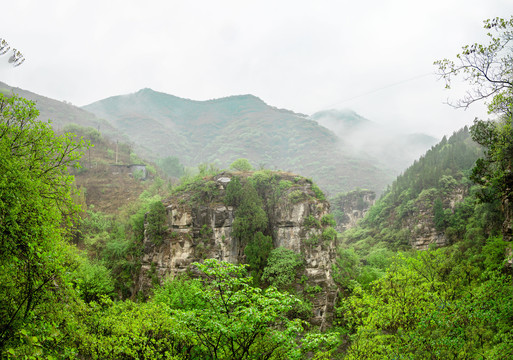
[407, 186, 466, 250]
[331, 189, 376, 232]
[137, 171, 337, 328]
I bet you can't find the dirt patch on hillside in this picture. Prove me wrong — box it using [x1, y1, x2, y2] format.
[74, 166, 147, 214]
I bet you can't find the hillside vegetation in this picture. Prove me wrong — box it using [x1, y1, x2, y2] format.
[0, 81, 119, 140]
[329, 17, 513, 358]
[1, 81, 437, 196]
[330, 125, 512, 357]
[83, 89, 408, 195]
[1, 16, 513, 360]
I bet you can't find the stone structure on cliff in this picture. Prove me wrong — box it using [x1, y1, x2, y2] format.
[137, 171, 338, 329]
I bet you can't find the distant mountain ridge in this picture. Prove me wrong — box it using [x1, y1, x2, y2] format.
[0, 81, 120, 139]
[0, 82, 437, 195]
[83, 88, 397, 195]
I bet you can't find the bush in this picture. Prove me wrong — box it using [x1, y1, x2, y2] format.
[229, 158, 253, 171]
[224, 176, 243, 206]
[311, 183, 326, 201]
[262, 247, 303, 288]
[289, 189, 308, 203]
[321, 227, 338, 242]
[244, 232, 273, 281]
[303, 215, 321, 229]
[74, 260, 115, 302]
[152, 277, 207, 311]
[321, 214, 337, 226]
[146, 201, 167, 245]
[78, 298, 193, 359]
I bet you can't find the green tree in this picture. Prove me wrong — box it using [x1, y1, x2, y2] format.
[435, 17, 513, 113]
[158, 156, 184, 178]
[332, 248, 361, 291]
[470, 117, 513, 240]
[0, 94, 87, 350]
[244, 231, 273, 282]
[231, 182, 268, 246]
[152, 277, 207, 311]
[176, 259, 304, 359]
[433, 198, 447, 231]
[146, 200, 168, 245]
[229, 158, 253, 171]
[224, 176, 243, 206]
[262, 247, 303, 289]
[435, 16, 513, 241]
[74, 260, 115, 303]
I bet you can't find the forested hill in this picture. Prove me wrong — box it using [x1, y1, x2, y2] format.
[0, 81, 120, 139]
[83, 88, 395, 195]
[0, 81, 437, 196]
[337, 126, 490, 251]
[331, 121, 513, 358]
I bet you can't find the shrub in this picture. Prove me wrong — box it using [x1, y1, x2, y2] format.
[244, 232, 273, 281]
[321, 227, 338, 242]
[303, 215, 321, 229]
[152, 277, 207, 311]
[262, 247, 303, 288]
[311, 183, 326, 201]
[289, 189, 307, 203]
[321, 214, 337, 227]
[74, 260, 115, 302]
[304, 235, 320, 246]
[146, 201, 167, 245]
[229, 158, 253, 171]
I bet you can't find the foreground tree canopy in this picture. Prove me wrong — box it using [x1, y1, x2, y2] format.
[0, 94, 87, 349]
[436, 16, 513, 242]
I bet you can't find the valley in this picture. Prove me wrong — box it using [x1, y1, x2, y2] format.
[1, 16, 513, 359]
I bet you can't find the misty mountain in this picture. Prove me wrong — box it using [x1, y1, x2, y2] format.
[311, 109, 438, 175]
[0, 81, 120, 139]
[0, 81, 436, 195]
[83, 89, 397, 195]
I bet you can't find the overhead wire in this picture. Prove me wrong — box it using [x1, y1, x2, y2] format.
[322, 72, 435, 109]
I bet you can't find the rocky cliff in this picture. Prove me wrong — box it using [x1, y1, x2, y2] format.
[331, 189, 376, 232]
[406, 186, 466, 250]
[137, 170, 338, 328]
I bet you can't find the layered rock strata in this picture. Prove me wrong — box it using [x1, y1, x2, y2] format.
[137, 171, 337, 328]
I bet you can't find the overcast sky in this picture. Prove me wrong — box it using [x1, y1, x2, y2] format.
[1, 0, 512, 138]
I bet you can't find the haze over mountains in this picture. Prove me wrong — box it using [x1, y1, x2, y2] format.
[1, 81, 438, 195]
[312, 109, 438, 173]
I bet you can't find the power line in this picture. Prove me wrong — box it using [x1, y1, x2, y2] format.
[323, 72, 434, 109]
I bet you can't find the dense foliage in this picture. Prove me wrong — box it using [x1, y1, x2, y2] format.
[2, 16, 513, 359]
[339, 127, 487, 254]
[341, 246, 513, 359]
[0, 94, 87, 351]
[331, 16, 513, 359]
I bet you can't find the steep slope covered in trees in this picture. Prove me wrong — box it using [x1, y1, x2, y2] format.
[338, 127, 487, 251]
[0, 81, 120, 139]
[83, 89, 398, 195]
[333, 18, 513, 358]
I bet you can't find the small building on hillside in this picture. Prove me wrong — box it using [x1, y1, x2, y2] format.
[110, 164, 147, 180]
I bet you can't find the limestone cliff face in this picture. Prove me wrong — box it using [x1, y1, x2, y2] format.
[137, 171, 337, 328]
[406, 186, 466, 250]
[331, 189, 376, 232]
